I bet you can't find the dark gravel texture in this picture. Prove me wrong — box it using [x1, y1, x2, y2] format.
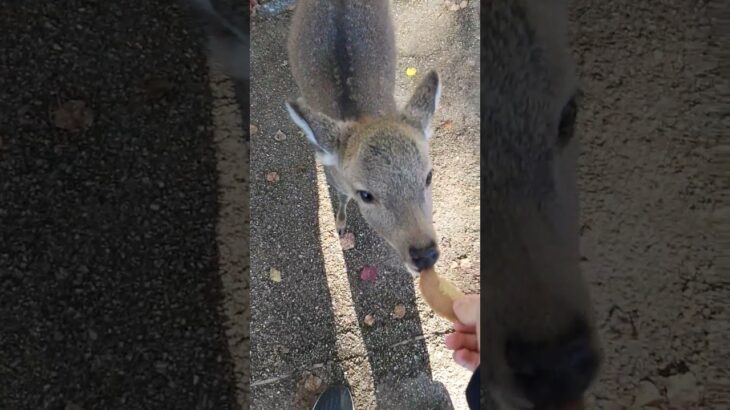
[0, 1, 241, 409]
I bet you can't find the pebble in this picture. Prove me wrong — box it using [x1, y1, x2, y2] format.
[666, 372, 700, 406]
[632, 380, 663, 407]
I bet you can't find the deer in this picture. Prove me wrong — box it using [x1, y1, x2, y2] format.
[285, 0, 442, 276]
[478, 0, 602, 408]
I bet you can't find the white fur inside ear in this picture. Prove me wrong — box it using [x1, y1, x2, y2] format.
[285, 102, 337, 166]
[423, 77, 441, 140]
[285, 102, 320, 147]
[315, 151, 338, 167]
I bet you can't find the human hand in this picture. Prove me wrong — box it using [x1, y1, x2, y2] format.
[444, 294, 480, 371]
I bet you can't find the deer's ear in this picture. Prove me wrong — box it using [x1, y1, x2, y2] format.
[285, 99, 342, 166]
[401, 70, 441, 140]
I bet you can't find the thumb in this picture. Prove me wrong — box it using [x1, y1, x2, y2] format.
[453, 294, 480, 344]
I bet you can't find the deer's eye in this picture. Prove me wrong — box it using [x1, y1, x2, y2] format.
[357, 190, 375, 203]
[426, 170, 433, 187]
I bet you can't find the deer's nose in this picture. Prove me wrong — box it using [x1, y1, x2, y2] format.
[505, 321, 600, 407]
[409, 242, 439, 271]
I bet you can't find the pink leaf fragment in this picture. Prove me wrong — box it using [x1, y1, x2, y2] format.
[359, 265, 378, 282]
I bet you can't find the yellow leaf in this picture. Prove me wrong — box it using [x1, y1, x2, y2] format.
[406, 67, 417, 77]
[270, 268, 282, 282]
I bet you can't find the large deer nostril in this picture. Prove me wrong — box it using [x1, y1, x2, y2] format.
[409, 242, 439, 271]
[505, 322, 600, 407]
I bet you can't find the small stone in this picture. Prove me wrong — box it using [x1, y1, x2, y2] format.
[459, 258, 472, 269]
[450, 4, 460, 11]
[88, 329, 98, 341]
[273, 130, 287, 141]
[250, 124, 258, 135]
[193, 374, 200, 385]
[666, 372, 700, 406]
[393, 304, 406, 319]
[364, 314, 375, 326]
[150, 203, 160, 211]
[65, 403, 85, 410]
[632, 380, 663, 407]
[460, 1, 468, 8]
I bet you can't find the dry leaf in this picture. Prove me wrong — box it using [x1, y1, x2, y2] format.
[340, 232, 355, 250]
[364, 314, 375, 326]
[274, 130, 286, 141]
[393, 304, 406, 319]
[304, 374, 322, 392]
[360, 265, 377, 282]
[437, 119, 453, 130]
[270, 268, 282, 282]
[52, 100, 93, 131]
[250, 124, 258, 135]
[265, 171, 280, 183]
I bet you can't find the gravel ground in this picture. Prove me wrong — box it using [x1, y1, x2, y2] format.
[570, 0, 725, 408]
[0, 1, 242, 409]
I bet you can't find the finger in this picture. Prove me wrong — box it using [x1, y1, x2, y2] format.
[453, 322, 476, 333]
[445, 332, 479, 352]
[453, 295, 480, 327]
[453, 348, 480, 372]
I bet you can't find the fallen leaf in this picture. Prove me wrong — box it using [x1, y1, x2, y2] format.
[274, 130, 287, 141]
[364, 314, 375, 326]
[142, 77, 173, 100]
[52, 100, 94, 131]
[250, 124, 258, 135]
[304, 374, 322, 392]
[340, 232, 355, 250]
[266, 171, 280, 183]
[437, 119, 453, 130]
[393, 304, 406, 319]
[406, 67, 417, 77]
[270, 268, 282, 283]
[360, 265, 378, 282]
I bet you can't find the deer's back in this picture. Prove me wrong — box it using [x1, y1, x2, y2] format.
[287, 0, 397, 120]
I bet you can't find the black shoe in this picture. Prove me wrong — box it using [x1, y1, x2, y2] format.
[312, 384, 354, 410]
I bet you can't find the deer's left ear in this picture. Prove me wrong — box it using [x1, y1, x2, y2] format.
[401, 70, 441, 140]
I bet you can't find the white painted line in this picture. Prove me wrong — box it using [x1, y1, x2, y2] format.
[207, 64, 250, 409]
[315, 163, 377, 405]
